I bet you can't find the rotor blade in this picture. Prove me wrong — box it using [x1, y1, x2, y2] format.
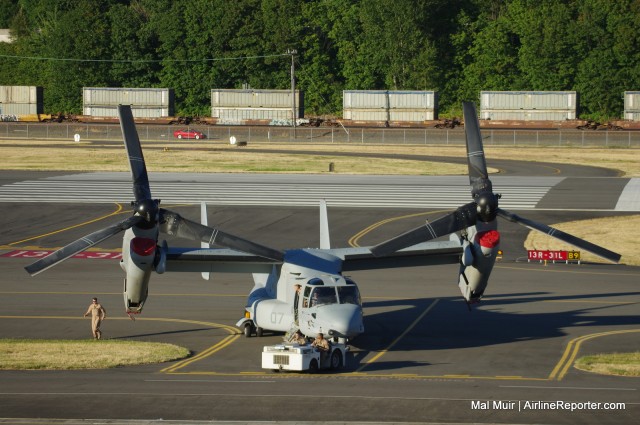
[25, 215, 143, 276]
[118, 105, 152, 202]
[463, 101, 491, 193]
[371, 203, 477, 257]
[159, 209, 284, 262]
[496, 208, 621, 263]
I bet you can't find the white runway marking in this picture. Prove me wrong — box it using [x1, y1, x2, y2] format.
[0, 173, 555, 209]
[615, 178, 640, 211]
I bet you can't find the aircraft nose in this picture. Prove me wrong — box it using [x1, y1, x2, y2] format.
[317, 304, 364, 338]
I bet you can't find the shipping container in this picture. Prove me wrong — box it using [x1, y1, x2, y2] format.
[344, 90, 438, 109]
[343, 90, 438, 121]
[211, 89, 303, 111]
[481, 91, 577, 110]
[480, 91, 577, 121]
[389, 91, 438, 109]
[83, 87, 174, 108]
[343, 109, 437, 121]
[0, 86, 42, 104]
[0, 103, 40, 115]
[624, 91, 640, 114]
[0, 86, 43, 114]
[83, 106, 172, 118]
[480, 110, 577, 121]
[343, 109, 390, 121]
[389, 110, 437, 121]
[212, 107, 301, 120]
[624, 112, 640, 121]
[344, 91, 389, 109]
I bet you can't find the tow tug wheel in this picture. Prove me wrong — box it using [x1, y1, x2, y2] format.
[308, 359, 319, 374]
[330, 349, 342, 369]
[256, 327, 263, 337]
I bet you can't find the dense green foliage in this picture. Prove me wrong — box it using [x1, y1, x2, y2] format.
[0, 0, 638, 119]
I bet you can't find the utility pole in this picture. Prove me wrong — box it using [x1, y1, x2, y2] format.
[287, 49, 297, 139]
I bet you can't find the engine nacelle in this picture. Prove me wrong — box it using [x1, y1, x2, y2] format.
[253, 298, 292, 333]
[120, 226, 158, 314]
[458, 228, 500, 304]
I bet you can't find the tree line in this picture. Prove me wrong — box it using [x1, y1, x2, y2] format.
[0, 0, 638, 120]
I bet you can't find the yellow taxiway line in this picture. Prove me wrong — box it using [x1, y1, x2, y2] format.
[549, 328, 640, 381]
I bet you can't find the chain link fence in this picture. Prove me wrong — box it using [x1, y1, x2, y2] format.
[1, 122, 640, 148]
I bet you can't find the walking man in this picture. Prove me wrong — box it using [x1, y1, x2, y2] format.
[83, 297, 107, 340]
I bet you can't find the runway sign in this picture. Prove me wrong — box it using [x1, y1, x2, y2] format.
[527, 250, 580, 262]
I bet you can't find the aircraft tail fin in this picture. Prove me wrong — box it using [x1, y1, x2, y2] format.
[200, 201, 211, 280]
[320, 199, 330, 249]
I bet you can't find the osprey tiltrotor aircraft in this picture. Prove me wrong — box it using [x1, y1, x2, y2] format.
[25, 103, 620, 341]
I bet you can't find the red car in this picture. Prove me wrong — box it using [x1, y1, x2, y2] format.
[173, 129, 205, 140]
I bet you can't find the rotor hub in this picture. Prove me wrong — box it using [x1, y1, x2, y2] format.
[134, 198, 159, 223]
[475, 192, 499, 222]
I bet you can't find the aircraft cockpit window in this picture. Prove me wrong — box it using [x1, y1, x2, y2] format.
[309, 287, 337, 307]
[338, 286, 361, 305]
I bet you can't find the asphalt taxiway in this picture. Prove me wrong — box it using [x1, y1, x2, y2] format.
[1, 197, 639, 424]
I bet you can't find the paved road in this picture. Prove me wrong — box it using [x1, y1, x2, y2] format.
[0, 199, 638, 424]
[0, 224, 640, 424]
[0, 143, 638, 425]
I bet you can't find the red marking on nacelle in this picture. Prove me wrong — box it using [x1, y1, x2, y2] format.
[130, 237, 156, 256]
[477, 230, 500, 248]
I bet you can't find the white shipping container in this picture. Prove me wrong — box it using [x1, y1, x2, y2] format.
[343, 91, 389, 109]
[480, 110, 576, 121]
[83, 88, 173, 107]
[481, 91, 577, 111]
[343, 91, 438, 121]
[0, 86, 41, 104]
[388, 91, 437, 109]
[389, 110, 435, 121]
[83, 106, 171, 118]
[344, 90, 437, 109]
[624, 91, 640, 112]
[212, 107, 301, 120]
[211, 89, 302, 109]
[624, 112, 640, 121]
[343, 109, 390, 121]
[0, 103, 40, 115]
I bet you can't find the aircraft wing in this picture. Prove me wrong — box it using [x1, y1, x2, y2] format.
[324, 240, 463, 272]
[165, 247, 279, 274]
[164, 240, 462, 274]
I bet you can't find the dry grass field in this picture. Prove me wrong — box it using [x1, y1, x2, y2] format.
[575, 352, 640, 377]
[1, 139, 639, 176]
[0, 339, 189, 370]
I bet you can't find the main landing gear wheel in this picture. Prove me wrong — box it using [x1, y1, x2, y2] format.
[243, 323, 253, 337]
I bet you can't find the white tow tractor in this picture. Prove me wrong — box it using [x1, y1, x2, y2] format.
[262, 342, 347, 373]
